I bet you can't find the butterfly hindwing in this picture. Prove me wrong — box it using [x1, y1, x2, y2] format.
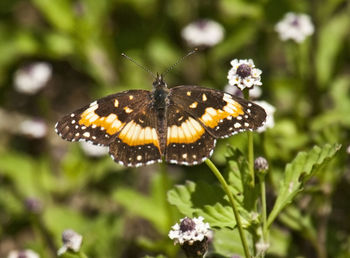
[168, 86, 266, 138]
[55, 90, 151, 146]
[109, 106, 162, 167]
[165, 104, 216, 165]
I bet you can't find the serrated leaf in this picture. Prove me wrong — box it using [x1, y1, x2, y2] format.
[225, 147, 258, 211]
[267, 144, 341, 226]
[168, 181, 252, 228]
[212, 227, 249, 257]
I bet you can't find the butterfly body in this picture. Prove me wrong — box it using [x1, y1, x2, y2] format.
[55, 74, 266, 167]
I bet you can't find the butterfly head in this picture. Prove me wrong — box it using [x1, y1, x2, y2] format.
[152, 73, 167, 89]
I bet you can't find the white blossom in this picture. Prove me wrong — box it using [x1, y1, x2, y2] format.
[14, 62, 52, 95]
[8, 250, 39, 258]
[19, 119, 47, 138]
[182, 19, 224, 47]
[80, 142, 109, 157]
[254, 101, 276, 133]
[275, 12, 314, 43]
[168, 216, 212, 245]
[57, 229, 83, 256]
[224, 84, 262, 99]
[227, 59, 262, 91]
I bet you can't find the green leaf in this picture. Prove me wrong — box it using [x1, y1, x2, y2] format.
[212, 227, 249, 257]
[267, 144, 341, 226]
[212, 23, 257, 61]
[316, 11, 350, 88]
[168, 181, 252, 228]
[0, 152, 51, 196]
[225, 147, 258, 211]
[278, 205, 317, 242]
[32, 0, 75, 33]
[221, 0, 263, 18]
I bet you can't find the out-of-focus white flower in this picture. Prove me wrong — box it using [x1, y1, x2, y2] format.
[275, 12, 314, 43]
[14, 62, 52, 95]
[80, 142, 109, 157]
[347, 145, 350, 155]
[254, 101, 276, 133]
[8, 250, 40, 258]
[57, 229, 83, 256]
[181, 19, 224, 47]
[227, 59, 262, 91]
[19, 119, 47, 138]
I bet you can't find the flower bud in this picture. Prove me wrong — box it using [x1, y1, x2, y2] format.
[254, 157, 269, 174]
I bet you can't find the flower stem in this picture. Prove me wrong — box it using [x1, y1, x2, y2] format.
[205, 159, 250, 258]
[243, 90, 255, 188]
[160, 161, 173, 229]
[258, 174, 268, 242]
[247, 131, 255, 187]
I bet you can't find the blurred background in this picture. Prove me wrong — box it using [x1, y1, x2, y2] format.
[0, 0, 349, 257]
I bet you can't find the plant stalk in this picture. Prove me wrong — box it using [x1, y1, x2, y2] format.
[243, 90, 255, 188]
[160, 161, 173, 229]
[259, 174, 268, 242]
[205, 159, 250, 258]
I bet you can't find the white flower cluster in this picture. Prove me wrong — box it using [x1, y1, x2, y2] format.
[14, 62, 52, 95]
[227, 59, 262, 91]
[275, 12, 314, 43]
[57, 229, 83, 256]
[168, 216, 212, 245]
[182, 19, 224, 47]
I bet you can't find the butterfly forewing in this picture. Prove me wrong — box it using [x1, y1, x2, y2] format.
[55, 90, 151, 146]
[168, 86, 266, 138]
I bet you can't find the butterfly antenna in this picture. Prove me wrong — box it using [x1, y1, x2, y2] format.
[162, 48, 199, 77]
[121, 53, 156, 78]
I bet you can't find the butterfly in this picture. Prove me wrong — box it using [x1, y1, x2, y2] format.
[55, 73, 266, 167]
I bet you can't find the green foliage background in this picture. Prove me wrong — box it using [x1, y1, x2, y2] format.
[0, 0, 349, 257]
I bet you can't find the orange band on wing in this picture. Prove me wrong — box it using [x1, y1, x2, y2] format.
[118, 121, 160, 148]
[79, 104, 125, 135]
[199, 94, 244, 128]
[167, 117, 205, 144]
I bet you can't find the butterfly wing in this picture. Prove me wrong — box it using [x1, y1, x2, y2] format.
[168, 86, 266, 138]
[109, 106, 162, 167]
[55, 90, 151, 145]
[165, 103, 216, 165]
[55, 90, 162, 167]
